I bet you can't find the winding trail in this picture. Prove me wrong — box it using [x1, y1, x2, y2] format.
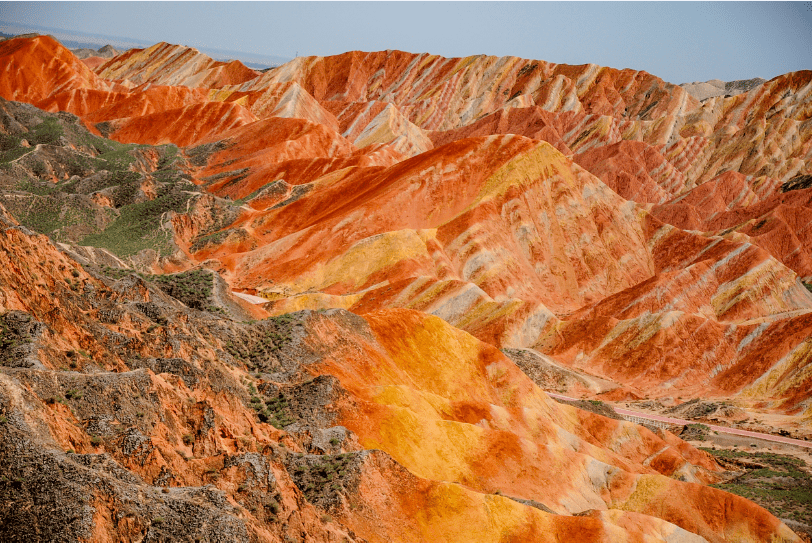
[547, 392, 812, 449]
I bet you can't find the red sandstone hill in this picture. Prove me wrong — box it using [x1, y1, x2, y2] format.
[0, 35, 811, 542]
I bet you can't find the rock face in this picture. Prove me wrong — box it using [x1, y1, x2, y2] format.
[680, 78, 766, 101]
[0, 34, 810, 541]
[0, 220, 800, 542]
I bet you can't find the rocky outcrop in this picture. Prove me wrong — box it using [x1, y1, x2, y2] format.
[0, 220, 800, 541]
[680, 78, 766, 101]
[1, 34, 812, 541]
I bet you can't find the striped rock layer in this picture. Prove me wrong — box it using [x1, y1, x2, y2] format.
[0, 34, 810, 541]
[2, 35, 811, 419]
[0, 220, 799, 542]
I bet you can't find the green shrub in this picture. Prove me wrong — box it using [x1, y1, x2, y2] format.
[65, 389, 82, 400]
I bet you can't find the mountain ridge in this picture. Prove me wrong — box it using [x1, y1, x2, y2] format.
[0, 33, 810, 542]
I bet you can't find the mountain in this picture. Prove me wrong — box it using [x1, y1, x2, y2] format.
[0, 33, 810, 542]
[71, 44, 120, 60]
[680, 78, 767, 101]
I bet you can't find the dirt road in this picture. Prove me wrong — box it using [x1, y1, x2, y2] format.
[546, 392, 812, 449]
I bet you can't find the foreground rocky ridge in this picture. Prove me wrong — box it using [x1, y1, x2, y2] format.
[0, 209, 801, 541]
[1, 34, 811, 541]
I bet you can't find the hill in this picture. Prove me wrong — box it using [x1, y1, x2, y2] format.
[0, 34, 810, 542]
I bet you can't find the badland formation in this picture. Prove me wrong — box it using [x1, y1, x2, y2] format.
[0, 34, 811, 542]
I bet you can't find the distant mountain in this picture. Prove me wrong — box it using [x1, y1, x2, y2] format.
[680, 77, 767, 100]
[0, 21, 290, 69]
[70, 44, 120, 60]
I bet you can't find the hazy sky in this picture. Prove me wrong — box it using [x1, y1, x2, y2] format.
[2, 2, 811, 84]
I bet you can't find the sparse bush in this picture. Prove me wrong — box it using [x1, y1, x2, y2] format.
[182, 434, 194, 445]
[65, 389, 82, 400]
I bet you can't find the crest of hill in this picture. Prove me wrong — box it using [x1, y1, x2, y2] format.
[1, 35, 812, 540]
[0, 34, 125, 103]
[680, 77, 767, 101]
[244, 49, 700, 131]
[2, 34, 812, 424]
[95, 41, 259, 88]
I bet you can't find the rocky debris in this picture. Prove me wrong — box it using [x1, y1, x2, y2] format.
[502, 347, 615, 395]
[285, 451, 364, 511]
[505, 495, 560, 515]
[680, 77, 766, 100]
[677, 423, 712, 441]
[784, 520, 812, 543]
[0, 311, 46, 369]
[666, 399, 748, 423]
[782, 174, 812, 193]
[0, 423, 250, 543]
[550, 395, 624, 421]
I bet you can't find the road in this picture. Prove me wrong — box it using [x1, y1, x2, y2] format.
[546, 392, 812, 450]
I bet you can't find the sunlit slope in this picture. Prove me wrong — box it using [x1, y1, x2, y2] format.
[298, 308, 800, 543]
[194, 131, 812, 412]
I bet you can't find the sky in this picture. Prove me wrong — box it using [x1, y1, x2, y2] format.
[2, 1, 811, 84]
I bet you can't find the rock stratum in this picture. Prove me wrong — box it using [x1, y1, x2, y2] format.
[0, 34, 810, 542]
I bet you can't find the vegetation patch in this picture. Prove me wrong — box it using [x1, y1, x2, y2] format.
[250, 393, 295, 429]
[702, 448, 812, 525]
[0, 117, 63, 162]
[151, 269, 214, 311]
[287, 453, 357, 509]
[225, 314, 296, 371]
[79, 184, 192, 256]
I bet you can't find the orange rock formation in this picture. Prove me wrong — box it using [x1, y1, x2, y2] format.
[1, 34, 811, 541]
